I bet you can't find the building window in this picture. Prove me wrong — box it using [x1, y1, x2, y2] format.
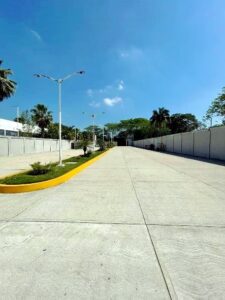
[6, 130, 18, 136]
[0, 129, 5, 136]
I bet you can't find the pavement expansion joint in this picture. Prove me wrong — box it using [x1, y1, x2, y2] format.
[147, 223, 225, 228]
[1, 219, 224, 229]
[0, 219, 146, 226]
[122, 149, 173, 300]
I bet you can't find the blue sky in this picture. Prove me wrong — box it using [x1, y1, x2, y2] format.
[1, 0, 225, 128]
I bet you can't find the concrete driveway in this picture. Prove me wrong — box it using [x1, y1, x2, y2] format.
[0, 149, 84, 177]
[0, 147, 225, 299]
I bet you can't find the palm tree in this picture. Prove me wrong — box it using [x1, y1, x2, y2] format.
[150, 107, 170, 128]
[0, 60, 17, 102]
[31, 104, 53, 137]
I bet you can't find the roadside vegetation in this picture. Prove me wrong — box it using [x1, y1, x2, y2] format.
[1, 59, 225, 144]
[0, 149, 107, 185]
[0, 60, 17, 102]
[105, 109, 201, 142]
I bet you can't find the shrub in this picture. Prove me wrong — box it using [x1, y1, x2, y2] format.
[149, 144, 155, 150]
[84, 149, 92, 157]
[97, 139, 106, 151]
[156, 143, 166, 152]
[78, 139, 91, 155]
[106, 141, 115, 148]
[30, 162, 52, 175]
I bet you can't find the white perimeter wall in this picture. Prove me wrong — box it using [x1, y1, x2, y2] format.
[0, 137, 71, 156]
[133, 126, 225, 161]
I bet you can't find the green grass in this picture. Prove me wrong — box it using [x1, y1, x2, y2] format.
[0, 150, 106, 185]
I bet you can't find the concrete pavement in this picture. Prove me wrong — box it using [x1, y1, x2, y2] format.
[0, 149, 84, 177]
[0, 146, 225, 299]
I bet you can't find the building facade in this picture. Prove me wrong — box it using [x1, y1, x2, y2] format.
[0, 118, 22, 136]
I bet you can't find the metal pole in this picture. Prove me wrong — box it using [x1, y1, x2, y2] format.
[58, 80, 63, 166]
[17, 106, 20, 136]
[92, 115, 95, 149]
[103, 126, 104, 143]
[16, 106, 20, 122]
[34, 71, 84, 165]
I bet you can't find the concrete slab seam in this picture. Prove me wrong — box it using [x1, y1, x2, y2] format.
[122, 149, 174, 300]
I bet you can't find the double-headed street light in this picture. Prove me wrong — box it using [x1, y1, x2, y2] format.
[82, 111, 105, 149]
[34, 71, 85, 166]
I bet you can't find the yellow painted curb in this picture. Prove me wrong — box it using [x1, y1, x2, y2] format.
[0, 150, 110, 194]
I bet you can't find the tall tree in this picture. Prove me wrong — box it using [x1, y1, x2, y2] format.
[0, 60, 17, 102]
[31, 104, 53, 137]
[105, 123, 120, 134]
[47, 123, 80, 140]
[85, 125, 103, 139]
[205, 87, 225, 124]
[17, 110, 34, 137]
[150, 107, 170, 128]
[106, 118, 151, 141]
[169, 113, 199, 133]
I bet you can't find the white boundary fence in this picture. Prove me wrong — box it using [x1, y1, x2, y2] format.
[0, 136, 71, 157]
[133, 126, 225, 161]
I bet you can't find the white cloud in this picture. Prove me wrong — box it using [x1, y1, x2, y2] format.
[87, 81, 124, 107]
[87, 89, 94, 97]
[30, 29, 42, 42]
[99, 85, 112, 93]
[119, 47, 143, 60]
[118, 80, 124, 91]
[89, 100, 101, 108]
[103, 97, 122, 107]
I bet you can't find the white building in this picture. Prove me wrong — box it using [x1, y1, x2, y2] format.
[0, 118, 40, 136]
[0, 118, 22, 136]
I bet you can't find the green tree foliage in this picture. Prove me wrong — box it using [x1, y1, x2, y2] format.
[46, 123, 58, 139]
[31, 104, 53, 137]
[78, 138, 91, 155]
[47, 123, 77, 140]
[119, 118, 149, 132]
[110, 109, 200, 142]
[85, 125, 103, 140]
[206, 87, 225, 124]
[0, 60, 17, 102]
[105, 118, 151, 141]
[150, 107, 170, 128]
[104, 123, 120, 134]
[18, 110, 34, 137]
[169, 113, 199, 134]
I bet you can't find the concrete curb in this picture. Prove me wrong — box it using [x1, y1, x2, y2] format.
[0, 150, 109, 194]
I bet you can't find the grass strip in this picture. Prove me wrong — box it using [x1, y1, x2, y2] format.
[0, 150, 105, 185]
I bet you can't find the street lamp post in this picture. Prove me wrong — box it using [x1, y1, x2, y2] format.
[82, 111, 105, 150]
[91, 114, 95, 149]
[34, 71, 85, 166]
[12, 105, 20, 136]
